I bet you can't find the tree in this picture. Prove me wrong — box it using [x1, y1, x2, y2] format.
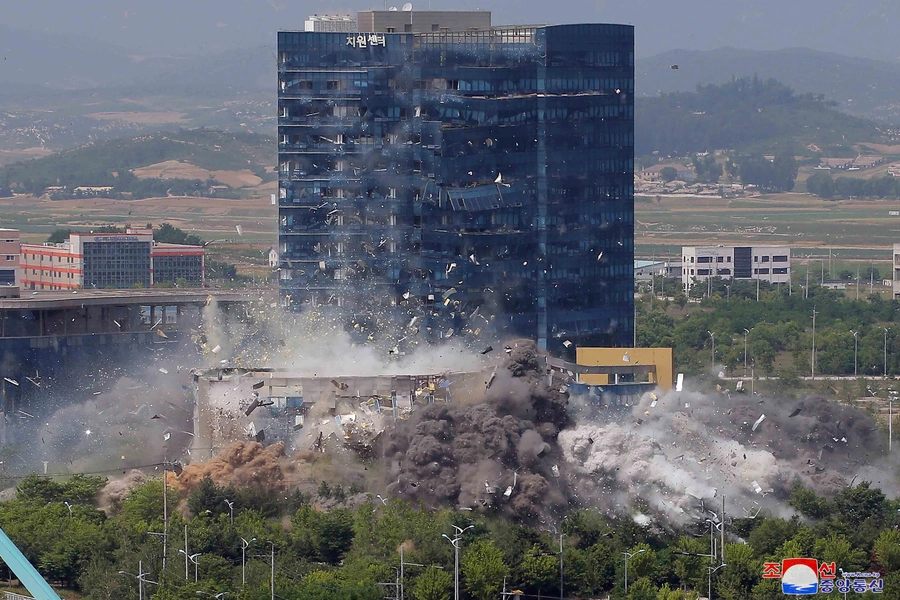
[747, 518, 799, 557]
[833, 481, 886, 527]
[627, 543, 656, 580]
[813, 533, 865, 572]
[414, 566, 452, 600]
[627, 576, 657, 600]
[693, 154, 722, 184]
[660, 167, 678, 183]
[461, 539, 509, 600]
[716, 543, 759, 600]
[155, 222, 203, 246]
[47, 228, 72, 244]
[520, 544, 557, 595]
[874, 529, 900, 572]
[772, 153, 799, 192]
[673, 536, 707, 591]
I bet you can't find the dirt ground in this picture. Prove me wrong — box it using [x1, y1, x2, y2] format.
[132, 160, 262, 188]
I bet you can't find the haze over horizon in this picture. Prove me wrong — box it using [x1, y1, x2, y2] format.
[4, 0, 900, 60]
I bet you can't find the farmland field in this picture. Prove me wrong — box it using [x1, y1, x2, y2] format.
[636, 193, 900, 265]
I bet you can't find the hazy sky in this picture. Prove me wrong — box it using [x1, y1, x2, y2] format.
[6, 0, 900, 60]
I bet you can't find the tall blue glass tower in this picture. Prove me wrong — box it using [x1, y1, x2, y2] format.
[277, 22, 634, 354]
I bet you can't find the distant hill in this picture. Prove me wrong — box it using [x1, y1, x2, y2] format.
[0, 25, 271, 93]
[635, 77, 884, 157]
[0, 129, 273, 197]
[637, 47, 900, 122]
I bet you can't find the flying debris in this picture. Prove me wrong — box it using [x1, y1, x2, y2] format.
[252, 381, 265, 390]
[751, 414, 766, 432]
[159, 368, 169, 375]
[3, 378, 18, 386]
[235, 225, 244, 236]
[789, 408, 802, 417]
[481, 346, 494, 355]
[670, 64, 679, 69]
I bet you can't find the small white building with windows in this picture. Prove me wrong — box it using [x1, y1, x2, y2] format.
[681, 245, 791, 291]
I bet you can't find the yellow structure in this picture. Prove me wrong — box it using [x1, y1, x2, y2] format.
[575, 347, 674, 390]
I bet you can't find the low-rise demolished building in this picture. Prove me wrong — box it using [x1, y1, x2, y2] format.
[190, 366, 491, 462]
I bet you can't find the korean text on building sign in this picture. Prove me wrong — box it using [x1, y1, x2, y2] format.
[346, 34, 386, 48]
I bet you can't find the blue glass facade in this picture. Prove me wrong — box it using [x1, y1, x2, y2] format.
[277, 24, 634, 354]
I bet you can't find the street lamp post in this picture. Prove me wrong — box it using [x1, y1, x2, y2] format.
[850, 330, 859, 376]
[708, 563, 727, 600]
[224, 499, 234, 527]
[241, 537, 256, 586]
[708, 331, 716, 373]
[184, 524, 190, 580]
[622, 549, 646, 593]
[178, 550, 201, 582]
[268, 541, 275, 600]
[118, 560, 158, 600]
[442, 525, 474, 600]
[743, 328, 752, 378]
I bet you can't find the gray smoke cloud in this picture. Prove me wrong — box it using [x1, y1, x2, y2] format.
[380, 340, 889, 525]
[380, 341, 570, 520]
[559, 385, 887, 524]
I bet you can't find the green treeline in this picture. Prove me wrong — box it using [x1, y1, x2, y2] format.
[807, 171, 900, 200]
[638, 278, 900, 376]
[636, 77, 879, 156]
[5, 472, 900, 600]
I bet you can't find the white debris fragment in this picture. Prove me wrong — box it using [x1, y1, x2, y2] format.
[551, 464, 561, 478]
[752, 480, 763, 494]
[158, 368, 169, 374]
[752, 414, 766, 432]
[676, 373, 684, 392]
[3, 378, 18, 386]
[211, 345, 222, 354]
[235, 225, 243, 236]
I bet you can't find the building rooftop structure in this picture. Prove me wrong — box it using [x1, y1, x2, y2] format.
[356, 9, 491, 33]
[305, 15, 357, 32]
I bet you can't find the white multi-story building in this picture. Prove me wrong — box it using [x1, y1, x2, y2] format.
[681, 245, 791, 291]
[304, 15, 357, 32]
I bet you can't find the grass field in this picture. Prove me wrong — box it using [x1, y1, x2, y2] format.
[636, 193, 900, 264]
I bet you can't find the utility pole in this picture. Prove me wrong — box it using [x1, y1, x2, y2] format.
[269, 541, 275, 600]
[162, 457, 168, 574]
[559, 530, 564, 600]
[743, 330, 748, 376]
[443, 525, 473, 600]
[811, 307, 819, 380]
[721, 496, 726, 563]
[184, 525, 189, 581]
[885, 328, 890, 379]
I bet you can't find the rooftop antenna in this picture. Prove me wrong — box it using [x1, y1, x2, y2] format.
[402, 2, 413, 10]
